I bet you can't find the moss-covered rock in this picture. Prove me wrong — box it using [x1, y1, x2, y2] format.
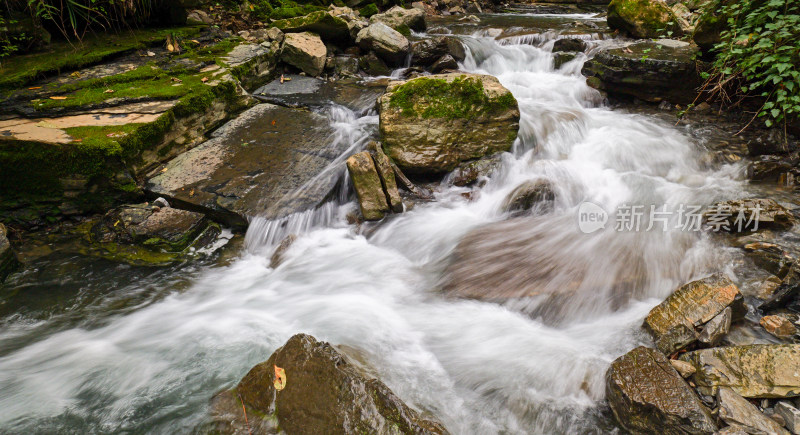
[681, 344, 800, 398]
[607, 0, 684, 38]
[606, 346, 717, 435]
[379, 73, 519, 175]
[209, 334, 449, 434]
[271, 10, 353, 42]
[693, 11, 726, 53]
[86, 202, 221, 265]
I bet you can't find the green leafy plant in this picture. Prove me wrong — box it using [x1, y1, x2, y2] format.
[700, 0, 800, 133]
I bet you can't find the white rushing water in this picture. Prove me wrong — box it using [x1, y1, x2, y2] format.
[0, 25, 748, 434]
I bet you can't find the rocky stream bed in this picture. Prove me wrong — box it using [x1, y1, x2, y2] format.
[1, 2, 800, 434]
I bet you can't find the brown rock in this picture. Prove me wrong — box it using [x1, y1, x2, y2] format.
[717, 387, 790, 435]
[681, 344, 800, 398]
[606, 346, 717, 434]
[670, 359, 697, 378]
[760, 315, 797, 339]
[347, 151, 390, 221]
[367, 142, 404, 213]
[282, 32, 327, 77]
[644, 274, 746, 355]
[210, 334, 448, 434]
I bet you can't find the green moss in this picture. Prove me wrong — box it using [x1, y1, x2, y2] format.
[0, 26, 205, 91]
[394, 24, 411, 37]
[388, 76, 517, 120]
[358, 3, 379, 18]
[608, 0, 681, 38]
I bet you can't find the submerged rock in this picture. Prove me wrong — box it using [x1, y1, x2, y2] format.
[0, 222, 19, 282]
[644, 274, 745, 355]
[501, 179, 555, 215]
[582, 39, 705, 104]
[210, 334, 448, 434]
[607, 0, 684, 38]
[606, 346, 717, 435]
[146, 104, 342, 228]
[282, 32, 327, 77]
[356, 23, 410, 65]
[347, 151, 391, 221]
[717, 387, 791, 435]
[379, 73, 519, 175]
[87, 203, 221, 265]
[552, 38, 586, 53]
[445, 153, 503, 187]
[370, 5, 426, 32]
[681, 344, 800, 398]
[410, 36, 465, 67]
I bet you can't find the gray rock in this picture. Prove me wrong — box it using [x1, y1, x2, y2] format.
[254, 75, 383, 111]
[187, 9, 213, 24]
[582, 40, 707, 105]
[430, 54, 458, 73]
[411, 36, 466, 67]
[370, 5, 426, 32]
[698, 306, 732, 346]
[445, 154, 503, 187]
[682, 345, 800, 398]
[717, 387, 790, 435]
[762, 261, 800, 311]
[267, 27, 285, 44]
[552, 38, 586, 53]
[606, 346, 717, 435]
[358, 51, 391, 75]
[146, 104, 343, 229]
[775, 401, 800, 434]
[356, 23, 410, 65]
[282, 32, 327, 76]
[554, 52, 578, 69]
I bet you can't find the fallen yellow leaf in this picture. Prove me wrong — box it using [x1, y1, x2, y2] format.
[104, 89, 115, 93]
[50, 96, 68, 100]
[273, 365, 286, 391]
[28, 86, 42, 90]
[201, 77, 209, 83]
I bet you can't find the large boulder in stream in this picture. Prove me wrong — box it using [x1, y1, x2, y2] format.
[643, 273, 745, 355]
[87, 203, 221, 265]
[607, 0, 684, 39]
[271, 10, 353, 43]
[582, 39, 707, 105]
[370, 5, 426, 33]
[356, 23, 410, 65]
[0, 222, 19, 282]
[209, 334, 448, 434]
[606, 346, 717, 434]
[680, 344, 800, 398]
[379, 73, 519, 175]
[281, 32, 327, 77]
[146, 104, 343, 229]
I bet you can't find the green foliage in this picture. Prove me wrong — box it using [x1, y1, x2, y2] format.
[251, 0, 324, 21]
[358, 3, 378, 18]
[704, 0, 800, 129]
[389, 76, 517, 120]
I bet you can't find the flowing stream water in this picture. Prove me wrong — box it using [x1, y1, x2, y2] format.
[0, 11, 753, 435]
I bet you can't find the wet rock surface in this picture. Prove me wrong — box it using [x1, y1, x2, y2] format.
[582, 39, 706, 104]
[347, 151, 391, 220]
[379, 73, 519, 175]
[356, 23, 411, 65]
[717, 387, 791, 435]
[681, 345, 800, 398]
[254, 74, 384, 111]
[87, 202, 221, 265]
[644, 274, 746, 355]
[606, 346, 717, 435]
[210, 334, 448, 435]
[501, 179, 555, 215]
[705, 198, 797, 233]
[146, 104, 342, 228]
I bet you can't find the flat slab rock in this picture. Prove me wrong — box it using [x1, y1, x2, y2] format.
[254, 75, 384, 111]
[0, 100, 176, 144]
[681, 344, 800, 398]
[146, 104, 344, 228]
